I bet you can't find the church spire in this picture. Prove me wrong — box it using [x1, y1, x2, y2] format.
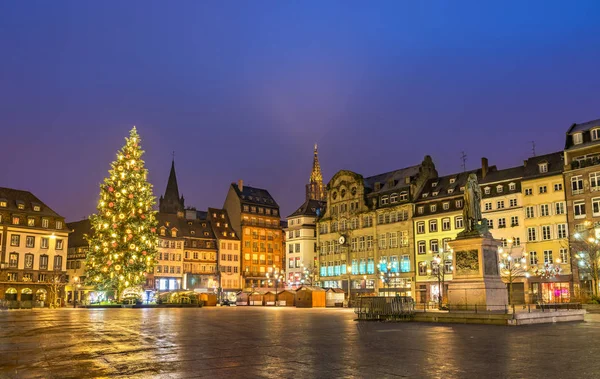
[306, 143, 325, 201]
[159, 157, 185, 214]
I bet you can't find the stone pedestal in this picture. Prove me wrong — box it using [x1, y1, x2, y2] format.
[447, 233, 508, 311]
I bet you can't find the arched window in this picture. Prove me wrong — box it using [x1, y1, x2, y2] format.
[5, 288, 17, 301]
[390, 193, 398, 203]
[399, 191, 408, 201]
[21, 288, 33, 301]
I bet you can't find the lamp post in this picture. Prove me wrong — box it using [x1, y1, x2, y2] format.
[346, 266, 352, 306]
[433, 255, 442, 309]
[267, 265, 285, 306]
[73, 276, 79, 308]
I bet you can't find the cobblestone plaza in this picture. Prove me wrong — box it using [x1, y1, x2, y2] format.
[1, 308, 599, 378]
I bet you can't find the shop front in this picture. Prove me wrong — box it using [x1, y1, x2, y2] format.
[529, 276, 572, 303]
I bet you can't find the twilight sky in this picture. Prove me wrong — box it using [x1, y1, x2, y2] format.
[1, 1, 600, 222]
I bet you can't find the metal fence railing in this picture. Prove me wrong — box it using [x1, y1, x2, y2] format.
[413, 302, 583, 314]
[354, 296, 415, 320]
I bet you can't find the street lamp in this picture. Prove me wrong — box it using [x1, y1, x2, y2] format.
[346, 266, 352, 305]
[268, 265, 285, 306]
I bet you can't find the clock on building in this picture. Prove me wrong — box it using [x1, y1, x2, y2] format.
[338, 235, 346, 245]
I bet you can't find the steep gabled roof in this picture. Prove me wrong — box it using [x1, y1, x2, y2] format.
[0, 187, 63, 218]
[523, 151, 564, 179]
[231, 183, 279, 208]
[288, 199, 326, 218]
[363, 165, 421, 195]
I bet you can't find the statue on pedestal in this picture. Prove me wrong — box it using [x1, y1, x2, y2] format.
[458, 173, 488, 238]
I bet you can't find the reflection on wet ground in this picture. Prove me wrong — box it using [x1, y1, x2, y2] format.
[0, 308, 599, 378]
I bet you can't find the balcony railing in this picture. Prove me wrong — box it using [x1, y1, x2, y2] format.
[571, 157, 600, 170]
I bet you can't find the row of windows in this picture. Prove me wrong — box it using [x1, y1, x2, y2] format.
[573, 198, 600, 219]
[159, 253, 183, 261]
[288, 229, 317, 239]
[416, 217, 464, 234]
[416, 238, 451, 254]
[288, 257, 302, 268]
[379, 192, 409, 206]
[523, 249, 568, 265]
[183, 263, 217, 273]
[243, 241, 280, 253]
[417, 200, 463, 215]
[220, 265, 239, 273]
[0, 200, 42, 211]
[0, 215, 62, 229]
[243, 253, 281, 264]
[244, 228, 277, 240]
[242, 217, 278, 227]
[487, 216, 520, 229]
[525, 202, 565, 218]
[66, 260, 83, 270]
[155, 265, 182, 274]
[288, 243, 317, 254]
[527, 224, 568, 242]
[242, 205, 278, 216]
[524, 183, 562, 196]
[7, 234, 64, 249]
[570, 173, 600, 195]
[483, 198, 519, 211]
[7, 252, 62, 270]
[220, 253, 239, 262]
[483, 183, 518, 194]
[183, 251, 216, 260]
[417, 260, 453, 276]
[157, 240, 183, 249]
[220, 242, 239, 250]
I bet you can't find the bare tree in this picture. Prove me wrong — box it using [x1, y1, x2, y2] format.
[498, 241, 527, 305]
[46, 272, 67, 308]
[571, 228, 600, 298]
[427, 248, 452, 309]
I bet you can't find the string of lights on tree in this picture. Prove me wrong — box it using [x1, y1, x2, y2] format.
[85, 127, 158, 297]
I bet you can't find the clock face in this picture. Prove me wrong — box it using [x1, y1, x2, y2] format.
[339, 236, 346, 245]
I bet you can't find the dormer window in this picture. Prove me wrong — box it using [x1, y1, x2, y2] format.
[460, 186, 465, 192]
[432, 182, 438, 187]
[17, 201, 25, 210]
[449, 178, 456, 184]
[165, 222, 170, 227]
[484, 187, 490, 195]
[497, 185, 503, 193]
[447, 188, 454, 194]
[539, 162, 548, 173]
[443, 202, 449, 210]
[380, 196, 389, 205]
[432, 191, 438, 196]
[160, 228, 166, 236]
[213, 213, 217, 218]
[204, 232, 209, 236]
[573, 132, 583, 145]
[418, 206, 424, 214]
[0, 200, 6, 207]
[430, 204, 437, 212]
[422, 193, 429, 198]
[33, 205, 41, 212]
[509, 183, 516, 191]
[191, 230, 195, 235]
[216, 222, 221, 227]
[224, 223, 228, 228]
[390, 193, 398, 203]
[592, 128, 600, 141]
[171, 229, 177, 237]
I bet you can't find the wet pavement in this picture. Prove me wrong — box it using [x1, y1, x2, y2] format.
[0, 307, 599, 379]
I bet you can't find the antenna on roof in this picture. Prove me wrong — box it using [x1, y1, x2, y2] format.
[530, 141, 536, 157]
[460, 151, 467, 172]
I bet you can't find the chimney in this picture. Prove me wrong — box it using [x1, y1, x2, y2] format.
[481, 157, 489, 179]
[238, 179, 243, 192]
[523, 159, 528, 167]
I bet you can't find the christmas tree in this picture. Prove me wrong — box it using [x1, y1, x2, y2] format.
[85, 127, 158, 299]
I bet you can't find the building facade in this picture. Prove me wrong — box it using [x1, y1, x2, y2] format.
[317, 156, 436, 299]
[0, 188, 69, 306]
[208, 207, 241, 300]
[223, 180, 283, 288]
[286, 199, 323, 287]
[522, 152, 570, 303]
[413, 168, 482, 304]
[65, 219, 95, 304]
[563, 118, 600, 297]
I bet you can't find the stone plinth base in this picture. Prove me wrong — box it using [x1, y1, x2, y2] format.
[448, 278, 508, 311]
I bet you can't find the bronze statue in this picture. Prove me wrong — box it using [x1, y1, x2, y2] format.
[463, 173, 482, 232]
